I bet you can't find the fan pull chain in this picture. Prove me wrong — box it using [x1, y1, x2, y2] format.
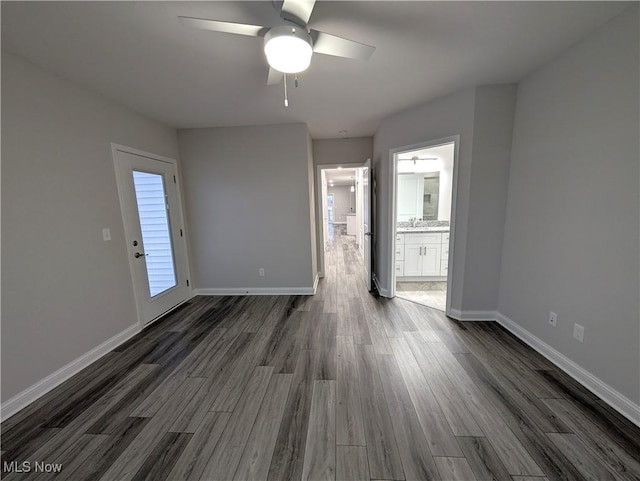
[284, 73, 289, 107]
[295, 74, 299, 88]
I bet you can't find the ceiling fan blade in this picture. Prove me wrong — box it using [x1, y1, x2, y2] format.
[179, 16, 268, 37]
[310, 30, 375, 61]
[280, 0, 316, 26]
[267, 68, 284, 85]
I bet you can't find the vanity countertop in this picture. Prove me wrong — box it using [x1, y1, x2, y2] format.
[397, 226, 450, 233]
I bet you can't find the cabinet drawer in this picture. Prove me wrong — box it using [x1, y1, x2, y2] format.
[395, 261, 405, 277]
[396, 233, 405, 245]
[405, 233, 441, 244]
[441, 259, 449, 276]
[442, 233, 450, 244]
[441, 243, 449, 260]
[395, 246, 405, 261]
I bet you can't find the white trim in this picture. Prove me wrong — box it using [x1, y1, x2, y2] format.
[448, 309, 498, 321]
[194, 286, 318, 296]
[387, 136, 461, 319]
[1, 324, 140, 422]
[312, 273, 320, 294]
[495, 312, 640, 427]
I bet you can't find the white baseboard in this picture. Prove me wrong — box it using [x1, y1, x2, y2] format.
[495, 312, 640, 427]
[1, 323, 140, 422]
[194, 285, 317, 296]
[448, 309, 498, 321]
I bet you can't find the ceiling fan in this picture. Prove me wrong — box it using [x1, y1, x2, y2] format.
[179, 0, 375, 88]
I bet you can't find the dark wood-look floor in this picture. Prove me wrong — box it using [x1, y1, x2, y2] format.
[2, 225, 640, 481]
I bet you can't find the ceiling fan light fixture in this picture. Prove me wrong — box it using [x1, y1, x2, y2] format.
[264, 26, 313, 73]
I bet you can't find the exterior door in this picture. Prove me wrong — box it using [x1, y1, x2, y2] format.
[113, 145, 190, 325]
[363, 158, 373, 291]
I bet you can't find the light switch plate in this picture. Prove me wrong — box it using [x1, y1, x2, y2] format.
[102, 228, 111, 241]
[573, 323, 585, 343]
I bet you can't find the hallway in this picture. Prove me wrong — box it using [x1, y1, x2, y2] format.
[2, 228, 640, 480]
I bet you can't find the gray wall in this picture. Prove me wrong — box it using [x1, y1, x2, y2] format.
[464, 85, 517, 310]
[373, 86, 516, 312]
[312, 137, 373, 167]
[177, 124, 317, 291]
[1, 52, 180, 402]
[373, 89, 474, 308]
[498, 8, 639, 403]
[328, 185, 353, 223]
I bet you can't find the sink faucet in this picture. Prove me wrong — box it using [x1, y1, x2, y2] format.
[410, 217, 418, 227]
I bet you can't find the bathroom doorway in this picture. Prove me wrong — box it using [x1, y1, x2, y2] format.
[390, 138, 458, 312]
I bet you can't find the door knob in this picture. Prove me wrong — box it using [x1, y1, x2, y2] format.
[134, 252, 148, 258]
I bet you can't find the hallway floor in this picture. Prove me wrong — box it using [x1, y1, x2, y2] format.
[2, 228, 640, 480]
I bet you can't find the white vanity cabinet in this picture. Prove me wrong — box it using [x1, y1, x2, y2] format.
[403, 233, 441, 276]
[396, 231, 450, 279]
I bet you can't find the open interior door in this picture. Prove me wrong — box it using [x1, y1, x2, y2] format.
[362, 158, 373, 291]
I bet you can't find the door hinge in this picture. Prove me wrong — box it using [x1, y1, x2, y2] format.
[180, 228, 183, 237]
[186, 279, 190, 287]
[173, 175, 176, 184]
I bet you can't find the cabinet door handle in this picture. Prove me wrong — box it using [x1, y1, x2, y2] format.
[419, 246, 423, 255]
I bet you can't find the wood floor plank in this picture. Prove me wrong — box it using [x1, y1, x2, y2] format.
[209, 331, 272, 412]
[377, 353, 441, 480]
[233, 374, 293, 481]
[457, 348, 585, 481]
[336, 336, 366, 446]
[453, 352, 570, 434]
[349, 297, 372, 345]
[539, 370, 640, 460]
[336, 446, 369, 481]
[390, 337, 463, 457]
[427, 342, 544, 477]
[169, 332, 255, 433]
[546, 433, 619, 481]
[30, 433, 107, 481]
[167, 412, 231, 481]
[434, 456, 478, 481]
[6, 363, 159, 471]
[62, 417, 150, 481]
[511, 477, 550, 481]
[301, 380, 336, 481]
[268, 350, 314, 481]
[200, 366, 274, 481]
[355, 345, 404, 480]
[542, 398, 640, 480]
[314, 313, 337, 381]
[457, 436, 512, 481]
[131, 432, 193, 481]
[405, 332, 484, 437]
[98, 377, 204, 481]
[361, 296, 394, 354]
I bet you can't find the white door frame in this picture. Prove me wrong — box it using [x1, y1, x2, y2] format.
[387, 135, 460, 316]
[315, 162, 366, 278]
[111, 143, 192, 328]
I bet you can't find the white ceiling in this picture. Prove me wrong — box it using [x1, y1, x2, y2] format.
[325, 168, 356, 187]
[1, 1, 631, 138]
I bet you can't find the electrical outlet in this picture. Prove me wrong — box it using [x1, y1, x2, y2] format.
[573, 323, 585, 343]
[548, 311, 558, 327]
[102, 228, 111, 241]
[258, 268, 265, 277]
